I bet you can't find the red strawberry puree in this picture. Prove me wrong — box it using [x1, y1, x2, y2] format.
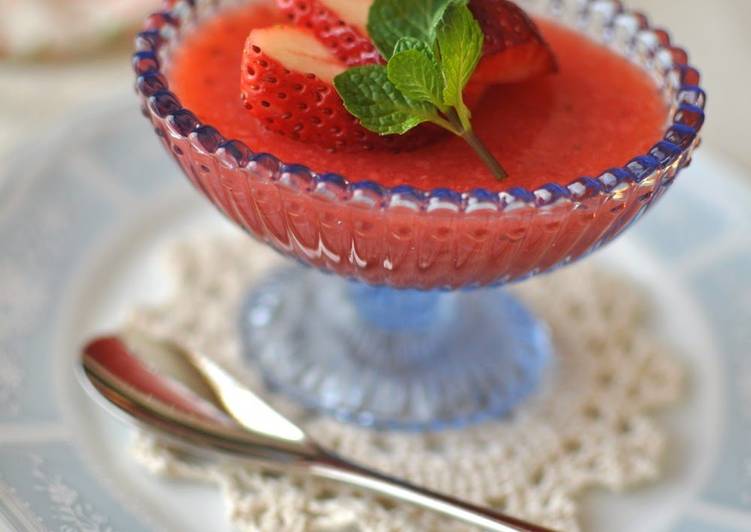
[162, 2, 672, 288]
[168, 3, 667, 191]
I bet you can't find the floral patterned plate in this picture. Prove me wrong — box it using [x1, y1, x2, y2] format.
[0, 97, 749, 532]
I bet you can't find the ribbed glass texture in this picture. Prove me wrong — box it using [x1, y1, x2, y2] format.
[134, 0, 705, 290]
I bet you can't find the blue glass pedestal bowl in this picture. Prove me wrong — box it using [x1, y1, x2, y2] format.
[134, 0, 705, 430]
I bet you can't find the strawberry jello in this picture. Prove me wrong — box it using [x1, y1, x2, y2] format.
[135, 0, 705, 290]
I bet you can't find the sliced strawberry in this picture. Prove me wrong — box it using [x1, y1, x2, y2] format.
[241, 26, 439, 152]
[277, 0, 555, 85]
[275, 0, 382, 66]
[469, 0, 557, 84]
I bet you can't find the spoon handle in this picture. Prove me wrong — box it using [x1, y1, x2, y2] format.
[309, 454, 558, 532]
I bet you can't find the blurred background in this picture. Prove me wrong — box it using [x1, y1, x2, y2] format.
[0, 0, 748, 173]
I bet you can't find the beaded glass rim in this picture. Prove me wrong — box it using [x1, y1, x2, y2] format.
[133, 0, 706, 213]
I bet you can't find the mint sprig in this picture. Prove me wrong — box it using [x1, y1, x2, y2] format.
[367, 0, 463, 59]
[388, 48, 444, 105]
[436, 4, 483, 128]
[333, 65, 436, 135]
[334, 1, 508, 180]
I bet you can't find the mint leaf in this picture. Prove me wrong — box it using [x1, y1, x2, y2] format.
[436, 3, 484, 126]
[336, 1, 507, 179]
[368, 0, 466, 59]
[387, 50, 444, 105]
[334, 65, 437, 135]
[393, 37, 436, 58]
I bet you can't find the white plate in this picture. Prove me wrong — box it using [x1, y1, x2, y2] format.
[1, 97, 750, 532]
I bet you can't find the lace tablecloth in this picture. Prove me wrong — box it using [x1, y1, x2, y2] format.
[124, 236, 683, 531]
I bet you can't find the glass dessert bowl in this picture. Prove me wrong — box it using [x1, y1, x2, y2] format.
[134, 0, 705, 430]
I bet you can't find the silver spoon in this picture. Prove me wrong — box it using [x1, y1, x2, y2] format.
[79, 332, 558, 532]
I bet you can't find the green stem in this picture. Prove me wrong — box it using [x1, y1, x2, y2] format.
[461, 128, 508, 180]
[430, 115, 461, 134]
[445, 108, 508, 180]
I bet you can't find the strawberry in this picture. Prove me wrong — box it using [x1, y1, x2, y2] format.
[277, 0, 555, 85]
[241, 26, 440, 152]
[275, 0, 382, 66]
[242, 2, 554, 151]
[469, 0, 557, 84]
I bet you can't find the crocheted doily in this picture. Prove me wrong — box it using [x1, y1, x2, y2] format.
[127, 236, 683, 532]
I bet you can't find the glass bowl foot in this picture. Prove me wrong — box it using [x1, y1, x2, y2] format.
[240, 267, 552, 431]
